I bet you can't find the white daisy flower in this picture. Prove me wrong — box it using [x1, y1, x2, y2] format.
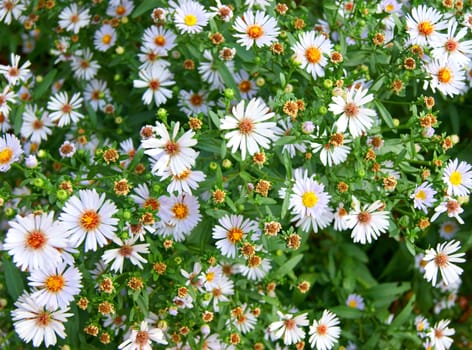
[423, 240, 465, 286]
[269, 311, 309, 346]
[141, 121, 198, 176]
[292, 30, 333, 80]
[233, 10, 280, 49]
[0, 0, 25, 25]
[58, 3, 91, 34]
[346, 294, 365, 310]
[161, 168, 206, 194]
[47, 91, 84, 127]
[58, 140, 77, 158]
[142, 26, 177, 55]
[430, 19, 472, 68]
[442, 158, 472, 197]
[333, 203, 349, 231]
[3, 212, 69, 271]
[439, 221, 459, 240]
[59, 189, 119, 251]
[28, 262, 82, 310]
[220, 98, 277, 160]
[288, 172, 333, 233]
[172, 0, 210, 34]
[102, 236, 150, 273]
[94, 24, 117, 52]
[329, 86, 377, 138]
[198, 49, 233, 90]
[238, 255, 271, 281]
[11, 292, 73, 348]
[119, 321, 167, 349]
[106, 0, 134, 18]
[0, 109, 10, 132]
[234, 69, 258, 99]
[274, 118, 308, 157]
[431, 197, 464, 224]
[0, 133, 23, 172]
[212, 214, 260, 258]
[345, 196, 390, 244]
[230, 304, 257, 334]
[308, 310, 341, 350]
[312, 132, 352, 167]
[0, 85, 16, 117]
[138, 47, 170, 70]
[70, 49, 100, 81]
[0, 53, 31, 86]
[202, 275, 234, 312]
[209, 1, 233, 22]
[428, 319, 454, 350]
[405, 5, 447, 47]
[415, 315, 430, 338]
[463, 12, 472, 30]
[178, 89, 212, 115]
[130, 183, 160, 211]
[158, 193, 201, 241]
[20, 104, 53, 144]
[411, 182, 437, 214]
[83, 79, 111, 112]
[424, 60, 466, 97]
[133, 65, 175, 107]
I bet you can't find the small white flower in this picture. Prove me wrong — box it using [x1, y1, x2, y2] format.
[0, 133, 23, 172]
[102, 236, 150, 273]
[0, 53, 31, 85]
[292, 30, 333, 80]
[405, 5, 447, 47]
[47, 92, 84, 127]
[58, 3, 91, 34]
[118, 321, 167, 349]
[308, 310, 341, 350]
[172, 0, 210, 34]
[442, 158, 472, 197]
[133, 65, 175, 106]
[428, 319, 455, 350]
[269, 311, 309, 346]
[423, 240, 465, 286]
[431, 197, 464, 224]
[411, 182, 437, 214]
[94, 24, 117, 52]
[424, 60, 466, 97]
[233, 10, 280, 49]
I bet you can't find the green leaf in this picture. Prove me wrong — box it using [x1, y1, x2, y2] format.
[388, 296, 415, 331]
[364, 282, 411, 299]
[374, 100, 395, 130]
[273, 254, 303, 279]
[218, 63, 241, 100]
[33, 69, 57, 99]
[13, 103, 25, 135]
[329, 305, 364, 319]
[127, 148, 145, 170]
[64, 303, 79, 348]
[4, 255, 25, 301]
[132, 0, 159, 18]
[274, 136, 297, 147]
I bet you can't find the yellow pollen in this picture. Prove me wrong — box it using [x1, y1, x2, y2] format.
[438, 67, 452, 83]
[116, 5, 126, 16]
[239, 118, 254, 134]
[302, 191, 318, 208]
[418, 21, 434, 36]
[0, 147, 13, 164]
[435, 252, 448, 267]
[172, 203, 189, 219]
[45, 275, 65, 293]
[102, 34, 112, 45]
[227, 228, 244, 243]
[26, 231, 47, 250]
[415, 190, 427, 201]
[184, 14, 197, 27]
[317, 324, 328, 335]
[305, 47, 321, 64]
[385, 4, 394, 12]
[247, 25, 264, 39]
[348, 299, 358, 308]
[206, 271, 215, 282]
[449, 170, 462, 186]
[154, 35, 166, 46]
[80, 210, 101, 231]
[344, 102, 359, 117]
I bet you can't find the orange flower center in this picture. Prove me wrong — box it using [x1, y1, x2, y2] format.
[61, 103, 72, 113]
[190, 94, 203, 106]
[36, 311, 51, 327]
[357, 211, 371, 224]
[227, 228, 244, 243]
[344, 102, 359, 117]
[438, 67, 452, 83]
[149, 79, 160, 91]
[26, 230, 47, 250]
[70, 14, 79, 23]
[136, 331, 149, 346]
[119, 245, 133, 257]
[317, 324, 328, 335]
[174, 169, 190, 180]
[239, 80, 252, 93]
[45, 275, 65, 293]
[0, 147, 13, 164]
[144, 198, 159, 211]
[305, 47, 322, 64]
[32, 119, 44, 130]
[102, 34, 112, 45]
[418, 21, 434, 36]
[172, 203, 189, 219]
[284, 318, 296, 330]
[8, 67, 18, 77]
[165, 141, 179, 155]
[435, 252, 449, 267]
[238, 118, 254, 134]
[154, 35, 166, 46]
[247, 25, 264, 39]
[445, 39, 458, 52]
[116, 5, 126, 16]
[80, 210, 101, 231]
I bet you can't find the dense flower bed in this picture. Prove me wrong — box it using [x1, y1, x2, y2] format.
[0, 0, 472, 349]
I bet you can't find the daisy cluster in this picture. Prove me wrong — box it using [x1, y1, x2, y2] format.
[0, 0, 471, 349]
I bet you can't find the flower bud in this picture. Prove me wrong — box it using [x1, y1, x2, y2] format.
[224, 88, 235, 100]
[222, 159, 232, 169]
[319, 106, 328, 115]
[33, 177, 45, 188]
[56, 189, 69, 201]
[25, 155, 38, 168]
[323, 79, 333, 89]
[209, 162, 218, 170]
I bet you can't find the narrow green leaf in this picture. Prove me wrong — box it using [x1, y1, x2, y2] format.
[33, 69, 57, 99]
[132, 0, 159, 18]
[330, 306, 364, 319]
[374, 100, 395, 130]
[389, 296, 415, 331]
[218, 62, 241, 99]
[273, 254, 303, 278]
[4, 255, 25, 301]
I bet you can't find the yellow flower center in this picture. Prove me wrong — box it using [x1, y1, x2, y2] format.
[415, 190, 427, 201]
[302, 191, 318, 208]
[247, 25, 264, 39]
[80, 210, 101, 231]
[418, 21, 434, 36]
[172, 203, 189, 219]
[449, 170, 462, 186]
[206, 271, 215, 282]
[102, 34, 112, 45]
[305, 47, 321, 64]
[348, 299, 358, 308]
[154, 35, 166, 46]
[184, 14, 197, 27]
[227, 228, 244, 244]
[385, 4, 395, 12]
[438, 67, 452, 83]
[443, 223, 454, 233]
[45, 275, 65, 293]
[0, 147, 13, 164]
[239, 118, 254, 135]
